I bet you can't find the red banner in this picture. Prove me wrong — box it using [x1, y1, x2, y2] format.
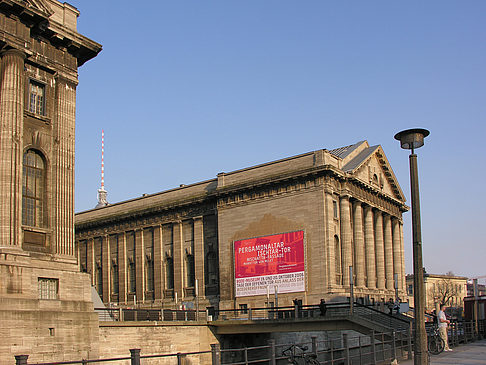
[234, 231, 305, 297]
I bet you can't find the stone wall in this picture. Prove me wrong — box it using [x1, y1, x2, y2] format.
[0, 267, 99, 364]
[98, 323, 218, 364]
[218, 184, 327, 308]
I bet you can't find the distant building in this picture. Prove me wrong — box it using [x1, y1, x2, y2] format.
[76, 141, 409, 311]
[467, 282, 486, 297]
[406, 273, 468, 311]
[0, 0, 101, 363]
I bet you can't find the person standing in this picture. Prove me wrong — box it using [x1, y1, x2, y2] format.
[438, 304, 452, 351]
[319, 299, 327, 316]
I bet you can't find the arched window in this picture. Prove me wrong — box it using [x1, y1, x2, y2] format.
[22, 149, 46, 227]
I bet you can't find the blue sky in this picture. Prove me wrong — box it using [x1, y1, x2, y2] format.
[73, 1, 486, 280]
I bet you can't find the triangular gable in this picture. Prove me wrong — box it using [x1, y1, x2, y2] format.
[343, 144, 405, 202]
[25, 0, 53, 16]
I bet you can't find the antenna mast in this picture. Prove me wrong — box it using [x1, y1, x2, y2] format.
[95, 129, 108, 208]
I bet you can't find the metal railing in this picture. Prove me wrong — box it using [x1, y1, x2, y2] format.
[14, 331, 411, 365]
[14, 320, 485, 365]
[93, 302, 410, 324]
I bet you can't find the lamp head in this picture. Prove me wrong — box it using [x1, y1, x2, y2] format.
[394, 128, 430, 150]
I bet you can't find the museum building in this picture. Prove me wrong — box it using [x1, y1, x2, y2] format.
[75, 140, 409, 311]
[0, 0, 101, 362]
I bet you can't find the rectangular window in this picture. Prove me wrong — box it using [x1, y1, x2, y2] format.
[38, 278, 58, 300]
[29, 80, 45, 116]
[333, 200, 338, 219]
[239, 304, 248, 314]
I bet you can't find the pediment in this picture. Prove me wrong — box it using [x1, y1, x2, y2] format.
[343, 144, 405, 202]
[25, 0, 53, 16]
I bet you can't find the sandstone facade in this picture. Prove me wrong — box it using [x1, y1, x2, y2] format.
[0, 0, 101, 363]
[76, 141, 409, 312]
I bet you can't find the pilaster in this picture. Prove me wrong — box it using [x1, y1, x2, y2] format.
[135, 229, 144, 303]
[325, 192, 336, 289]
[118, 232, 127, 304]
[153, 224, 163, 301]
[194, 216, 205, 298]
[53, 75, 77, 257]
[87, 237, 95, 286]
[0, 49, 25, 248]
[173, 221, 183, 303]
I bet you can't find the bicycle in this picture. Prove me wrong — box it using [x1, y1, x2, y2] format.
[427, 326, 445, 355]
[282, 344, 320, 364]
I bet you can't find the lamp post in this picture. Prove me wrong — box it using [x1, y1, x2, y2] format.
[394, 128, 430, 365]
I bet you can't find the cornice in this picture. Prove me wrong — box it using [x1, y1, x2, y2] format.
[215, 164, 344, 197]
[0, 0, 101, 66]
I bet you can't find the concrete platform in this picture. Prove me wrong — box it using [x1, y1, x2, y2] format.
[399, 339, 486, 364]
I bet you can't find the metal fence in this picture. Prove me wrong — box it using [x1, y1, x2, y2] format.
[14, 331, 411, 365]
[94, 302, 409, 323]
[14, 319, 486, 365]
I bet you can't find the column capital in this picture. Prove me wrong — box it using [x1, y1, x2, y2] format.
[339, 192, 351, 200]
[373, 209, 383, 216]
[0, 48, 27, 60]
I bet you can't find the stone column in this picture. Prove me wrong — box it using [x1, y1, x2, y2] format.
[118, 232, 127, 304]
[392, 218, 402, 291]
[0, 49, 25, 248]
[374, 210, 385, 290]
[363, 205, 376, 288]
[383, 215, 394, 290]
[325, 192, 336, 288]
[194, 216, 205, 298]
[153, 224, 163, 302]
[353, 201, 365, 287]
[173, 221, 183, 302]
[340, 196, 352, 286]
[102, 234, 111, 302]
[53, 75, 78, 257]
[135, 229, 145, 302]
[399, 222, 406, 291]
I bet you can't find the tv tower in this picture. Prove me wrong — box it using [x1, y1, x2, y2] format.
[95, 129, 109, 208]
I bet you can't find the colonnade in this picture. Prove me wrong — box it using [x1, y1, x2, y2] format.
[329, 194, 405, 295]
[79, 216, 217, 306]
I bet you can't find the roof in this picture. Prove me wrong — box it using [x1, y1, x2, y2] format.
[329, 141, 365, 159]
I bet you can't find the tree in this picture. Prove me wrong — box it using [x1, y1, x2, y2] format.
[428, 277, 461, 307]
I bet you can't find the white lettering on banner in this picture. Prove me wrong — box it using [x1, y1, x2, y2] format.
[235, 272, 305, 297]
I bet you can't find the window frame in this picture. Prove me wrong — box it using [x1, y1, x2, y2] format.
[22, 149, 46, 228]
[38, 277, 59, 300]
[28, 79, 46, 116]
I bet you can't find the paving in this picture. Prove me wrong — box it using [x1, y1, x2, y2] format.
[399, 339, 486, 364]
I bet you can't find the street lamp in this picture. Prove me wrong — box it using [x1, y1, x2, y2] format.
[394, 128, 430, 365]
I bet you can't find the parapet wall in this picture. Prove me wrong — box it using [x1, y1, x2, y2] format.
[98, 322, 218, 364]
